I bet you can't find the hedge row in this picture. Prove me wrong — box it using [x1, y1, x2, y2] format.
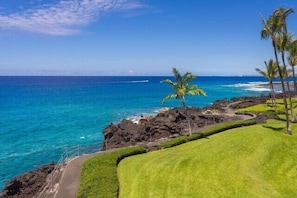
[77, 146, 146, 198]
[158, 119, 256, 149]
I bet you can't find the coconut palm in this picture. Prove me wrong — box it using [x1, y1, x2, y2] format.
[276, 31, 296, 122]
[273, 7, 294, 32]
[255, 60, 278, 111]
[162, 68, 206, 135]
[288, 39, 297, 95]
[261, 6, 294, 134]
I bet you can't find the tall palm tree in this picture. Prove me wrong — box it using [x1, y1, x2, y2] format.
[261, 7, 294, 134]
[255, 60, 278, 111]
[276, 31, 296, 122]
[162, 68, 206, 135]
[288, 39, 297, 95]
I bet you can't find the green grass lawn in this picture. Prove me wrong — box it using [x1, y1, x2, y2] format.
[238, 98, 297, 116]
[118, 124, 297, 198]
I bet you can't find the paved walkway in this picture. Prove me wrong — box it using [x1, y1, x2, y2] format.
[54, 154, 92, 198]
[54, 151, 112, 198]
[54, 149, 120, 198]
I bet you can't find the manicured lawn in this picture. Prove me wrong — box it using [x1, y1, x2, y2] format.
[118, 124, 297, 197]
[238, 98, 297, 116]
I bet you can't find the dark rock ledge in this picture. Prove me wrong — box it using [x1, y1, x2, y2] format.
[0, 163, 55, 198]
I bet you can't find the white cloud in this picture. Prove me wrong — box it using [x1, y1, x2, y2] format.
[0, 0, 143, 35]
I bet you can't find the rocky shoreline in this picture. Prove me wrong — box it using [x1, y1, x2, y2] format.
[101, 94, 276, 151]
[1, 94, 278, 198]
[0, 164, 55, 198]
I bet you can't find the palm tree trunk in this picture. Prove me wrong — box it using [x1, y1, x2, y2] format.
[273, 40, 292, 134]
[269, 80, 277, 112]
[292, 66, 297, 96]
[282, 52, 296, 123]
[182, 96, 192, 136]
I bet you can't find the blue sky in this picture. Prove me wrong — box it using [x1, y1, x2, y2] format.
[0, 0, 296, 76]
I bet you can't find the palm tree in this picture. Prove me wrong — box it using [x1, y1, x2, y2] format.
[261, 7, 294, 134]
[162, 68, 206, 135]
[276, 31, 296, 122]
[255, 60, 278, 111]
[288, 39, 297, 95]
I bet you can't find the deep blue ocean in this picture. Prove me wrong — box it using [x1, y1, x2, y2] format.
[0, 76, 270, 190]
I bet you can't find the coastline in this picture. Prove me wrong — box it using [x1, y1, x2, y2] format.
[0, 76, 274, 194]
[1, 93, 276, 197]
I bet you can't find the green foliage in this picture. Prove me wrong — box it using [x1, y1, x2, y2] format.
[77, 146, 146, 198]
[118, 125, 297, 197]
[158, 136, 188, 149]
[158, 119, 256, 149]
[162, 67, 206, 106]
[201, 119, 256, 136]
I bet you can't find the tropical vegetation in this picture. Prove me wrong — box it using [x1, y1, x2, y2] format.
[255, 59, 278, 111]
[162, 67, 206, 135]
[288, 39, 297, 94]
[260, 6, 296, 134]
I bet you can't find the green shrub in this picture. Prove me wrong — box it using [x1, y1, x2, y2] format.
[77, 146, 146, 198]
[158, 119, 256, 149]
[158, 136, 188, 149]
[201, 119, 256, 137]
[186, 132, 205, 141]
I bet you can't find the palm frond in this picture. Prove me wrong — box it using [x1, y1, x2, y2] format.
[183, 72, 196, 85]
[162, 94, 178, 104]
[187, 85, 206, 96]
[172, 68, 183, 84]
[161, 68, 206, 106]
[255, 68, 269, 79]
[161, 79, 175, 86]
[260, 15, 271, 39]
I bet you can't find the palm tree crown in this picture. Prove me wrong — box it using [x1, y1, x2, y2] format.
[162, 68, 206, 107]
[255, 60, 278, 111]
[288, 39, 297, 94]
[255, 60, 278, 82]
[288, 39, 297, 67]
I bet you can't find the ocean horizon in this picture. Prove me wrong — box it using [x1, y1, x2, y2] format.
[0, 75, 272, 190]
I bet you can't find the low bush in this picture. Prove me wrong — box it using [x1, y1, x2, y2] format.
[158, 136, 188, 149]
[202, 119, 256, 137]
[77, 146, 146, 198]
[158, 119, 256, 149]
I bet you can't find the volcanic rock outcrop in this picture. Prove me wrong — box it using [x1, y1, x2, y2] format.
[102, 107, 244, 150]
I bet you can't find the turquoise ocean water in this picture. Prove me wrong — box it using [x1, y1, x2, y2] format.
[0, 76, 270, 190]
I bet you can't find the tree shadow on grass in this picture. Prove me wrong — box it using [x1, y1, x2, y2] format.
[262, 125, 285, 132]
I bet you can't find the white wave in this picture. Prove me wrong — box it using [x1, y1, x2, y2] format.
[245, 87, 271, 92]
[126, 113, 155, 124]
[126, 116, 140, 124]
[224, 81, 272, 92]
[224, 81, 268, 88]
[154, 107, 170, 113]
[116, 80, 149, 84]
[131, 80, 149, 83]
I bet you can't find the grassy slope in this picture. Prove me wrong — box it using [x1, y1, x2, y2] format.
[118, 125, 297, 198]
